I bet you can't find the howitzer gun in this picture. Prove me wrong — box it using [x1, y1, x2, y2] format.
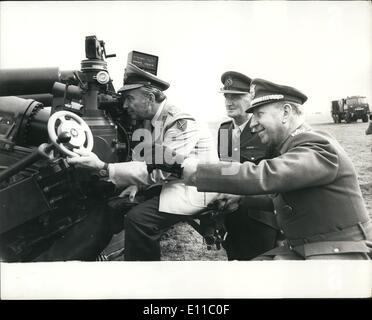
[0, 36, 134, 262]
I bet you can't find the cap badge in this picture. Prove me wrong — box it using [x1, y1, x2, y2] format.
[225, 78, 233, 88]
[250, 84, 256, 99]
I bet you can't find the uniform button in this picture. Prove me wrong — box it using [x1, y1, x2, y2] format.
[273, 210, 277, 215]
[279, 241, 285, 247]
[333, 248, 340, 253]
[280, 229, 284, 235]
[250, 157, 255, 160]
[233, 147, 238, 151]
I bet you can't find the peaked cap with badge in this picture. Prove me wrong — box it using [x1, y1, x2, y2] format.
[247, 78, 308, 113]
[118, 63, 170, 93]
[219, 71, 252, 94]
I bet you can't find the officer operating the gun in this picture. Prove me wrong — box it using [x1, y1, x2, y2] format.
[67, 63, 218, 261]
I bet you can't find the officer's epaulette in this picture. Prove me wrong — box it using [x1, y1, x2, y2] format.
[166, 104, 181, 117]
[163, 104, 195, 133]
[290, 126, 312, 137]
[219, 119, 233, 130]
[281, 128, 335, 154]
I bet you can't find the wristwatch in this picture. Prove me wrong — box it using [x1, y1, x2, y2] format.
[98, 162, 109, 178]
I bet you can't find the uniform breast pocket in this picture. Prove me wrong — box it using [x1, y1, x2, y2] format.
[241, 147, 267, 164]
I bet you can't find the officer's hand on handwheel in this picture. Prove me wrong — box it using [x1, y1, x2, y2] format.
[66, 149, 105, 170]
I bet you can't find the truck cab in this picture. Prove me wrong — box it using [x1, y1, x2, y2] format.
[331, 96, 370, 123]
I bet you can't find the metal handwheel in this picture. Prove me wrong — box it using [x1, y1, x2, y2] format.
[47, 110, 94, 157]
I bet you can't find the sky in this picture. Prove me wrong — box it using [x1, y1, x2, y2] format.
[0, 1, 371, 123]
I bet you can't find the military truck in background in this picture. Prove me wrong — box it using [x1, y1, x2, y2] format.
[331, 96, 370, 123]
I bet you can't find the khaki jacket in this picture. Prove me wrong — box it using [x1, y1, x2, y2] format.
[109, 101, 218, 215]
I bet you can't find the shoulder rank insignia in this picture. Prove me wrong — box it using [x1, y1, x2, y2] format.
[167, 105, 181, 117]
[176, 119, 187, 131]
[290, 127, 311, 137]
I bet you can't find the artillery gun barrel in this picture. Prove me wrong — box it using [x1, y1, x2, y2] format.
[0, 68, 76, 96]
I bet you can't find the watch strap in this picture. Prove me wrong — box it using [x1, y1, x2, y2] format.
[98, 163, 109, 178]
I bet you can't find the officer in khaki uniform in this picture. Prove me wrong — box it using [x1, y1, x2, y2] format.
[214, 71, 278, 260]
[68, 63, 218, 260]
[182, 78, 372, 260]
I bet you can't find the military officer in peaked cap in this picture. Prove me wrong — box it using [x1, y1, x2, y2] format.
[68, 62, 218, 260]
[181, 78, 372, 260]
[212, 71, 278, 260]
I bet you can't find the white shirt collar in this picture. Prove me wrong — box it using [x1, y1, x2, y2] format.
[232, 115, 251, 132]
[151, 98, 167, 127]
